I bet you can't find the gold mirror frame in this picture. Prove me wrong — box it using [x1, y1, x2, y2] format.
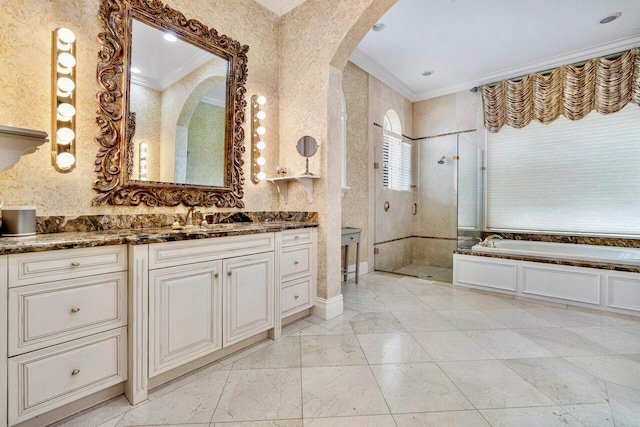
[93, 0, 248, 207]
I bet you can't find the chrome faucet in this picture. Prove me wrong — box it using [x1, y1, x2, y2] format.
[185, 206, 195, 226]
[480, 234, 503, 247]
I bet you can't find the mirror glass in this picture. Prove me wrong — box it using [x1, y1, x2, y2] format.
[296, 135, 318, 176]
[296, 135, 318, 157]
[94, 0, 248, 208]
[130, 19, 228, 187]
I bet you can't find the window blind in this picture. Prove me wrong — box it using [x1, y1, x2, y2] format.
[382, 129, 411, 191]
[486, 104, 640, 236]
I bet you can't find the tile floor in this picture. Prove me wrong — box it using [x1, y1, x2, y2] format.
[54, 272, 640, 427]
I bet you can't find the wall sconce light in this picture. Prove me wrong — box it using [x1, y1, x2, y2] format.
[251, 94, 267, 183]
[139, 142, 148, 180]
[52, 27, 77, 172]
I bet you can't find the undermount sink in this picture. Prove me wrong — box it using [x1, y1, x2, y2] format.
[171, 223, 243, 231]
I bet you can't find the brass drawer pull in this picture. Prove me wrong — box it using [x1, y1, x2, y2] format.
[294, 261, 299, 265]
[227, 271, 233, 276]
[294, 235, 299, 240]
[70, 262, 80, 267]
[294, 295, 299, 299]
[71, 369, 80, 376]
[214, 273, 219, 278]
[70, 307, 80, 313]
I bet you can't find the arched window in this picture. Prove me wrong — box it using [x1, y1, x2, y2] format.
[382, 109, 411, 191]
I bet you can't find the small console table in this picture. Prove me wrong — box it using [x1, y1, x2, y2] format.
[341, 227, 361, 284]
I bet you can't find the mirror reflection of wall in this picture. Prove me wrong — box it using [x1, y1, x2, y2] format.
[130, 19, 228, 186]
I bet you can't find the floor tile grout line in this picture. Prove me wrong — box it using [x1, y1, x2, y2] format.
[207, 361, 235, 425]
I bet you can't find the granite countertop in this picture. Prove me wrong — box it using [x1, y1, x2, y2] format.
[0, 221, 318, 255]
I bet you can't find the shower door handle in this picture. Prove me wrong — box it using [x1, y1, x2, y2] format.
[412, 203, 417, 215]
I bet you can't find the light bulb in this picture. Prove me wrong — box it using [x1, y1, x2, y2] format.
[256, 126, 265, 135]
[58, 52, 76, 69]
[57, 28, 76, 45]
[256, 156, 266, 166]
[57, 103, 76, 121]
[256, 95, 266, 105]
[256, 141, 266, 150]
[56, 127, 75, 145]
[257, 171, 266, 181]
[164, 33, 177, 42]
[131, 67, 141, 74]
[56, 152, 75, 170]
[140, 159, 147, 167]
[256, 110, 266, 120]
[57, 77, 75, 93]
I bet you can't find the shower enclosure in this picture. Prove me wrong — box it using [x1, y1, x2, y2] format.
[374, 132, 483, 282]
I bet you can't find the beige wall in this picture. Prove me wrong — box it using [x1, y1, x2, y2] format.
[341, 62, 369, 268]
[279, 0, 397, 301]
[369, 75, 414, 273]
[0, 0, 401, 313]
[0, 0, 281, 216]
[411, 91, 483, 268]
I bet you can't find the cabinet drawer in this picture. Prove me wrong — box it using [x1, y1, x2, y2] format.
[149, 233, 274, 269]
[281, 228, 314, 247]
[8, 327, 127, 425]
[281, 276, 312, 317]
[280, 245, 312, 281]
[9, 245, 127, 287]
[8, 272, 127, 356]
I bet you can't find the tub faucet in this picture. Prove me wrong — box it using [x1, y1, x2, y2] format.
[480, 234, 503, 247]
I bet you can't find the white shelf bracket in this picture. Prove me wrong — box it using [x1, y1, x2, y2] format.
[266, 175, 320, 204]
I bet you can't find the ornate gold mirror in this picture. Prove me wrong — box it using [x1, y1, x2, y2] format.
[94, 0, 248, 207]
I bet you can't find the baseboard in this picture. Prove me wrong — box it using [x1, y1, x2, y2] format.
[311, 294, 344, 320]
[345, 261, 368, 279]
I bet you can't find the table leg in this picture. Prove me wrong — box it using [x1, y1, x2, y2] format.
[343, 244, 349, 282]
[355, 241, 360, 284]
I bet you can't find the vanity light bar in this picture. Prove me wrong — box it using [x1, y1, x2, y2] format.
[52, 27, 77, 172]
[251, 95, 267, 183]
[139, 142, 148, 180]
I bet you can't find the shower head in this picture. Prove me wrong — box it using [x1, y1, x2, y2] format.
[437, 156, 446, 164]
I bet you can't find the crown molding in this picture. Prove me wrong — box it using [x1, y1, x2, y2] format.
[352, 34, 640, 102]
[131, 50, 214, 91]
[201, 94, 225, 107]
[349, 48, 416, 101]
[254, 0, 307, 16]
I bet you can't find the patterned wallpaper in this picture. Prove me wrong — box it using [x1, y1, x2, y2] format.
[186, 102, 225, 186]
[130, 84, 161, 181]
[342, 62, 369, 265]
[0, 0, 400, 305]
[0, 0, 281, 216]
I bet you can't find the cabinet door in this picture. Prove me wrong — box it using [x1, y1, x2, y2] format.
[223, 253, 275, 346]
[149, 261, 222, 377]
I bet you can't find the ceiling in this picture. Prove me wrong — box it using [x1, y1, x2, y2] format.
[351, 0, 640, 101]
[253, 0, 640, 102]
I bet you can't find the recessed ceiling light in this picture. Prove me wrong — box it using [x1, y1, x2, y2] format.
[422, 70, 434, 77]
[600, 12, 621, 24]
[131, 67, 141, 74]
[164, 33, 178, 42]
[372, 23, 385, 32]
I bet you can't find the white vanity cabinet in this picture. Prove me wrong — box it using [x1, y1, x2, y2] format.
[279, 228, 317, 318]
[148, 260, 223, 377]
[2, 245, 128, 426]
[223, 252, 275, 346]
[128, 228, 316, 405]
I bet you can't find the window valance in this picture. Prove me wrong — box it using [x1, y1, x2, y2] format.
[481, 47, 640, 132]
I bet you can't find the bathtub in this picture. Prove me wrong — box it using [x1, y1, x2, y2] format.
[472, 239, 640, 266]
[454, 240, 640, 316]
